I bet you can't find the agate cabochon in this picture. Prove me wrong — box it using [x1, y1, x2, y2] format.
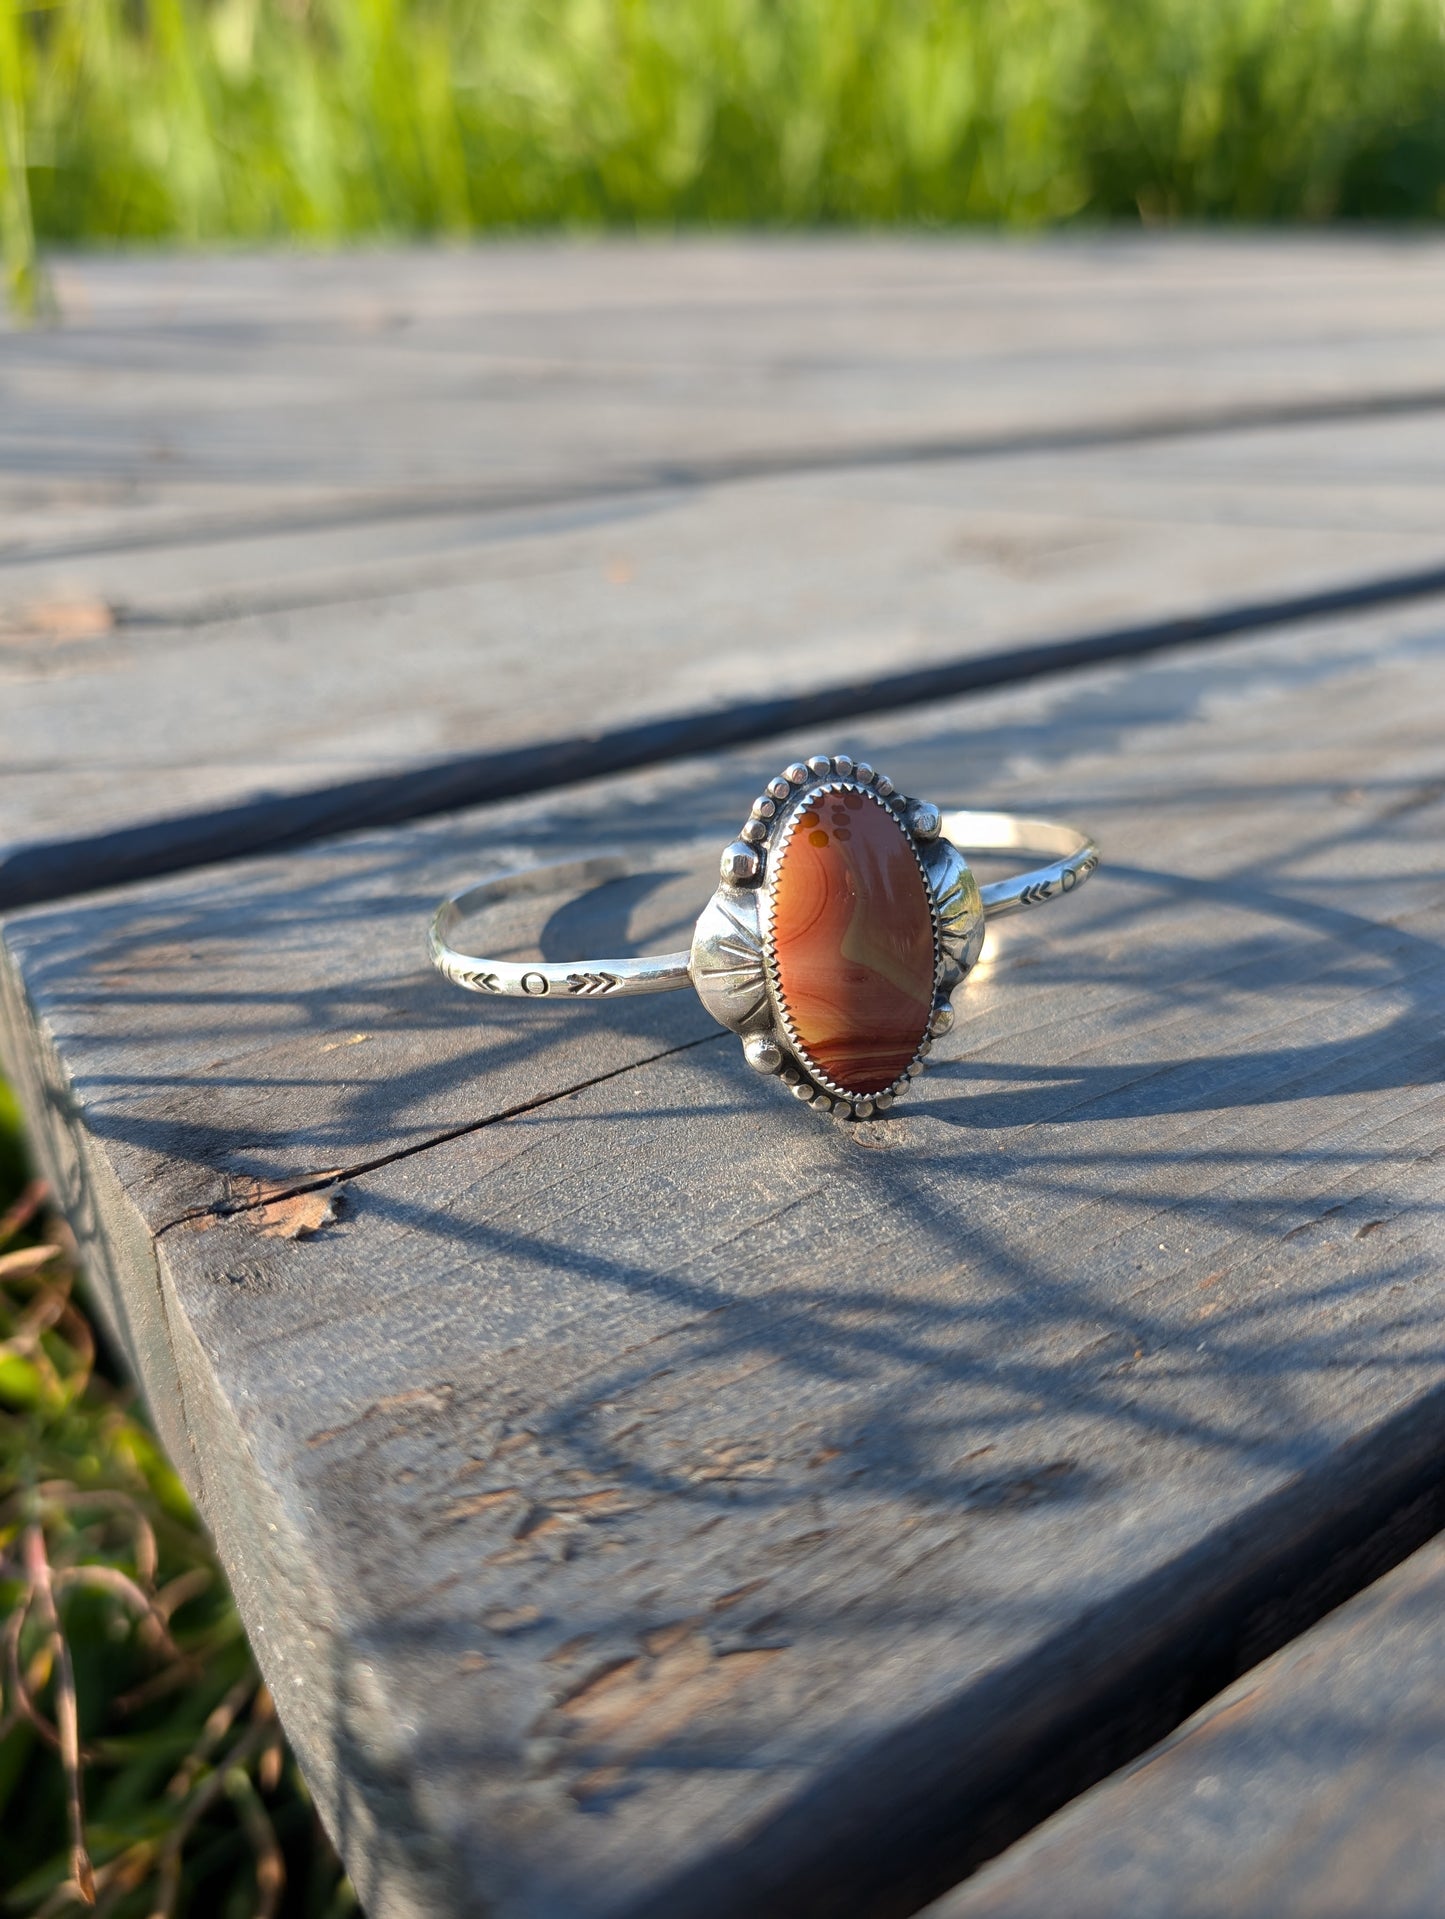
[766, 786, 937, 1096]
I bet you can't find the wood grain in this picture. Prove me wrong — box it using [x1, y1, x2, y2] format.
[5, 608, 1445, 1917]
[6, 405, 1445, 899]
[932, 1532, 1445, 1919]
[9, 237, 1445, 555]
[8, 237, 1445, 895]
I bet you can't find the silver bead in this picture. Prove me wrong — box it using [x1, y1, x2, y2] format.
[907, 801, 942, 841]
[720, 840, 761, 885]
[741, 818, 768, 845]
[930, 1004, 955, 1037]
[780, 1063, 801, 1085]
[807, 755, 831, 777]
[784, 762, 809, 786]
[791, 1081, 816, 1101]
[767, 777, 791, 802]
[873, 1091, 895, 1111]
[813, 1095, 834, 1115]
[916, 1037, 933, 1057]
[744, 1034, 783, 1075]
[833, 753, 854, 778]
[906, 1058, 927, 1077]
[751, 796, 776, 820]
[853, 1097, 875, 1119]
[853, 762, 874, 785]
[874, 775, 895, 798]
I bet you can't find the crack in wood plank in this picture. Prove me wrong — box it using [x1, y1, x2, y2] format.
[159, 1030, 730, 1238]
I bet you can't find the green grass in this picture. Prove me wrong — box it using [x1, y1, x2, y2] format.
[0, 1081, 352, 1917]
[4, 0, 1445, 301]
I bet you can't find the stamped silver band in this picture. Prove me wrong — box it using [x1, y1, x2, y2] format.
[429, 809, 1097, 1002]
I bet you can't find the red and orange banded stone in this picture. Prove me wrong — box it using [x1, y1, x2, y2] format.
[767, 787, 936, 1096]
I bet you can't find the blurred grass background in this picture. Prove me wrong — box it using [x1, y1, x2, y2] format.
[4, 0, 1445, 311]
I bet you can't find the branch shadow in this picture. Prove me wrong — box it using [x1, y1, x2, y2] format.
[6, 623, 1445, 1917]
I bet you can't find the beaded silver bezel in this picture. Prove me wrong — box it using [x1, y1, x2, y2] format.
[688, 755, 986, 1119]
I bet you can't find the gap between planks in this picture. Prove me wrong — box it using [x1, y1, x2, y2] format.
[6, 551, 1445, 914]
[8, 383, 1445, 572]
[927, 1523, 1445, 1919]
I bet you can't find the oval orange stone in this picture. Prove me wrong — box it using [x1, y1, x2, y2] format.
[768, 788, 936, 1095]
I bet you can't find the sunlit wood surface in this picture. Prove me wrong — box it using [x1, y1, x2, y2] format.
[3, 238, 1445, 1919]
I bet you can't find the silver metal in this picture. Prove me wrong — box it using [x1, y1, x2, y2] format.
[720, 840, 761, 885]
[429, 758, 1098, 1116]
[429, 855, 693, 1001]
[906, 799, 942, 841]
[744, 1034, 784, 1074]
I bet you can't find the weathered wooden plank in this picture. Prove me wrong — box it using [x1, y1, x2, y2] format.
[931, 1532, 1445, 1919]
[7, 237, 1445, 897]
[8, 238, 1445, 556]
[4, 608, 1445, 1916]
[6, 408, 1445, 901]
